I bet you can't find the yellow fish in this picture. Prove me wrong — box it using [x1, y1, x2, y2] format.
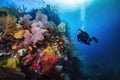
[28, 46, 33, 51]
[12, 45, 18, 50]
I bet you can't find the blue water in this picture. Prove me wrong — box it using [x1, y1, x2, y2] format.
[60, 0, 120, 65]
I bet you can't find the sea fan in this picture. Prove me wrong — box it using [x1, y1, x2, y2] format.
[0, 15, 17, 36]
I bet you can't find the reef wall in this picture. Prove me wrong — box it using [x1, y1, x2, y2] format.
[0, 6, 85, 80]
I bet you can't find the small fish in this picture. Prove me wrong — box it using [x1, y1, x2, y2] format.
[28, 46, 32, 51]
[56, 36, 59, 39]
[59, 42, 63, 44]
[55, 65, 63, 72]
[60, 46, 64, 49]
[33, 45, 37, 48]
[60, 73, 65, 77]
[12, 45, 18, 50]
[51, 36, 54, 38]
[18, 9, 23, 13]
[43, 29, 48, 32]
[38, 38, 43, 41]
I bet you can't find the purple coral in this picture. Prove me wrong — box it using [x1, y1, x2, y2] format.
[23, 31, 32, 46]
[31, 21, 44, 29]
[35, 11, 48, 25]
[31, 26, 45, 44]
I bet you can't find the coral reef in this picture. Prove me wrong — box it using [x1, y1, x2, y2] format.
[0, 7, 84, 80]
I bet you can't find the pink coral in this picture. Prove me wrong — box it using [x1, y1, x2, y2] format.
[23, 31, 32, 46]
[35, 11, 48, 25]
[31, 26, 40, 34]
[35, 11, 42, 22]
[31, 30, 45, 44]
[31, 21, 44, 29]
[41, 14, 48, 25]
[31, 25, 45, 44]
[18, 14, 32, 26]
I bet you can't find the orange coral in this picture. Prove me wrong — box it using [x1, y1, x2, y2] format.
[41, 54, 59, 75]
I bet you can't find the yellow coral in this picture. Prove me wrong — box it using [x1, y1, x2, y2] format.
[0, 56, 21, 72]
[4, 57, 21, 72]
[14, 30, 26, 39]
[52, 43, 61, 57]
[43, 46, 55, 55]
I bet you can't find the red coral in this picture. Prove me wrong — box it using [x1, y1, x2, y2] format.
[41, 54, 59, 75]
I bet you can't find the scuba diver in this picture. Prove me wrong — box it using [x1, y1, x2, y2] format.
[77, 29, 98, 45]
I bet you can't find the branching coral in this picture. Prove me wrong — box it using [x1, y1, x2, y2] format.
[18, 14, 32, 29]
[25, 21, 47, 45]
[34, 11, 55, 30]
[23, 31, 32, 46]
[35, 11, 48, 24]
[0, 15, 17, 36]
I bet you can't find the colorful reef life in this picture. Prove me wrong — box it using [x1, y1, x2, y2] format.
[0, 7, 83, 80]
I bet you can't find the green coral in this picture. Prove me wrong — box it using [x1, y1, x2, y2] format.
[1, 57, 21, 72]
[57, 22, 66, 33]
[49, 21, 57, 28]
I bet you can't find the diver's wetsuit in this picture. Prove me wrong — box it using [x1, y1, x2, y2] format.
[77, 29, 98, 45]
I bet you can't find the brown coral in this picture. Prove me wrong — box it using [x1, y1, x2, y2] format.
[0, 15, 17, 36]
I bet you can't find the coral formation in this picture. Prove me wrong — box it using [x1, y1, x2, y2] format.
[0, 15, 17, 36]
[58, 22, 66, 33]
[0, 7, 83, 80]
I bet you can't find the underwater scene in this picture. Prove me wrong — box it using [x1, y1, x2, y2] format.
[0, 0, 120, 80]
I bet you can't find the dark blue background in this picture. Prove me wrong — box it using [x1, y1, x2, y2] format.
[60, 0, 120, 65]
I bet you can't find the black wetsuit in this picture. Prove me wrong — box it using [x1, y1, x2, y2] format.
[77, 29, 98, 45]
